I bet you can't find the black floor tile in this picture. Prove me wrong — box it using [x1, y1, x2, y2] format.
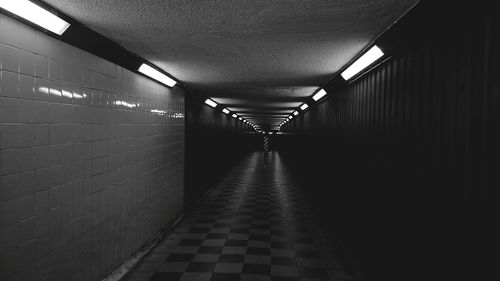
[269, 230, 286, 236]
[271, 256, 296, 266]
[270, 241, 290, 249]
[299, 267, 330, 278]
[165, 253, 195, 262]
[149, 272, 183, 281]
[185, 262, 217, 272]
[210, 273, 241, 281]
[190, 228, 211, 233]
[218, 254, 245, 263]
[246, 247, 271, 256]
[270, 277, 299, 281]
[198, 246, 223, 254]
[180, 239, 204, 246]
[252, 224, 270, 229]
[206, 233, 228, 239]
[253, 215, 268, 220]
[230, 228, 250, 234]
[214, 223, 232, 228]
[249, 234, 270, 241]
[296, 249, 321, 259]
[242, 263, 271, 274]
[225, 239, 248, 247]
[198, 218, 217, 223]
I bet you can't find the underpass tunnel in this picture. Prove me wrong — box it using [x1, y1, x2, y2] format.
[0, 1, 498, 281]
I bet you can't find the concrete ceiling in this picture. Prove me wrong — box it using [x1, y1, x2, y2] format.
[44, 0, 418, 130]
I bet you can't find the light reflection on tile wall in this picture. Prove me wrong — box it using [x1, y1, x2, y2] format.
[0, 15, 184, 281]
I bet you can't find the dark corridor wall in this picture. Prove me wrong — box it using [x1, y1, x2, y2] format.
[184, 91, 260, 208]
[279, 1, 499, 280]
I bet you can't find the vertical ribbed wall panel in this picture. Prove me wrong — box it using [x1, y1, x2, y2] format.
[278, 2, 498, 280]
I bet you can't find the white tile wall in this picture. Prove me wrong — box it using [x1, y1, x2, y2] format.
[0, 15, 185, 281]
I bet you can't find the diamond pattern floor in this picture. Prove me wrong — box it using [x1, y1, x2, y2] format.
[124, 152, 346, 281]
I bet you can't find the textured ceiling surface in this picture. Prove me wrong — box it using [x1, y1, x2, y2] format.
[44, 0, 418, 130]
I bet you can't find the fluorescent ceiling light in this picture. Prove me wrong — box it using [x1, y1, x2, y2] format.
[238, 117, 242, 121]
[232, 114, 237, 118]
[138, 63, 176, 87]
[222, 108, 230, 114]
[300, 103, 309, 110]
[293, 111, 298, 116]
[341, 45, 384, 80]
[0, 0, 70, 35]
[114, 100, 137, 108]
[312, 89, 327, 101]
[151, 109, 166, 115]
[204, 99, 217, 108]
[288, 116, 293, 119]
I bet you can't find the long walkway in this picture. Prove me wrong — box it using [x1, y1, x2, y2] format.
[124, 152, 347, 281]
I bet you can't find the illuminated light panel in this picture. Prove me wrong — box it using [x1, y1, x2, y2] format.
[49, 88, 61, 96]
[138, 63, 176, 87]
[204, 99, 217, 108]
[232, 114, 238, 118]
[300, 103, 309, 110]
[222, 108, 230, 114]
[341, 45, 384, 80]
[72, 93, 86, 99]
[0, 0, 70, 35]
[312, 89, 327, 101]
[151, 109, 167, 115]
[293, 111, 298, 116]
[114, 100, 137, 108]
[61, 90, 73, 98]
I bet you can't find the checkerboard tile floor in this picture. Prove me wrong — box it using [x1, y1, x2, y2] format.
[124, 152, 347, 281]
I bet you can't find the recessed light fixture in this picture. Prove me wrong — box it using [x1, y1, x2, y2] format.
[222, 108, 230, 114]
[138, 63, 176, 87]
[232, 114, 238, 118]
[300, 103, 309, 110]
[341, 45, 384, 80]
[293, 111, 298, 116]
[312, 89, 327, 101]
[204, 99, 217, 108]
[0, 0, 70, 35]
[238, 117, 242, 121]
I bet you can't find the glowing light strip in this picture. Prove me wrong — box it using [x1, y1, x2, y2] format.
[341, 45, 384, 80]
[204, 99, 217, 108]
[138, 63, 176, 87]
[312, 89, 327, 101]
[0, 0, 70, 35]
